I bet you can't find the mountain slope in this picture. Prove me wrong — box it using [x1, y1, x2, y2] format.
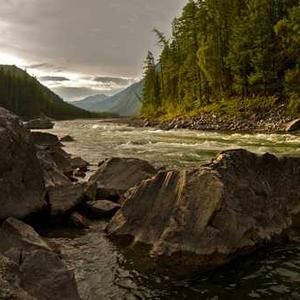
[73, 80, 144, 116]
[72, 94, 108, 111]
[0, 65, 98, 120]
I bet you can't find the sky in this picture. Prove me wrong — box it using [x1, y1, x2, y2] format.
[0, 0, 186, 101]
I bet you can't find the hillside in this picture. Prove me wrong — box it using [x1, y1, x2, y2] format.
[73, 80, 144, 117]
[0, 65, 100, 120]
[72, 94, 108, 111]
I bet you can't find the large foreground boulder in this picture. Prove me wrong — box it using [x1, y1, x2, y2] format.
[86, 157, 156, 200]
[107, 149, 300, 274]
[0, 107, 46, 220]
[0, 218, 80, 300]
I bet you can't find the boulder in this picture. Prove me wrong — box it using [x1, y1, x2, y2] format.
[107, 149, 300, 274]
[86, 200, 120, 218]
[48, 183, 84, 216]
[36, 143, 73, 179]
[37, 146, 72, 191]
[86, 157, 156, 201]
[0, 107, 46, 220]
[0, 253, 36, 300]
[31, 132, 61, 148]
[20, 250, 80, 300]
[0, 217, 51, 257]
[23, 118, 54, 130]
[286, 118, 300, 132]
[0, 218, 80, 300]
[60, 135, 75, 142]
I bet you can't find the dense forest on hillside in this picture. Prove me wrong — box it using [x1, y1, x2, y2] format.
[142, 0, 300, 119]
[0, 65, 101, 120]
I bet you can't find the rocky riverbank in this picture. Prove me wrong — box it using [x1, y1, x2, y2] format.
[125, 105, 300, 133]
[1, 106, 300, 298]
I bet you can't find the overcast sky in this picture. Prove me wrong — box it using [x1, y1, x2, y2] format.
[0, 0, 186, 101]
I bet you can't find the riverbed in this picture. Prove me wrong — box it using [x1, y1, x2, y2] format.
[44, 119, 300, 300]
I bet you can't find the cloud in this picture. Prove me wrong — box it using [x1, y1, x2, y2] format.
[39, 76, 69, 82]
[94, 76, 132, 86]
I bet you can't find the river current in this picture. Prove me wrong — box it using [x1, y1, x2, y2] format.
[44, 119, 300, 300]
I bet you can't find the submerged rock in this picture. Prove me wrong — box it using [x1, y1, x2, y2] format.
[0, 107, 46, 220]
[86, 157, 156, 201]
[69, 212, 90, 228]
[86, 200, 121, 218]
[107, 149, 300, 274]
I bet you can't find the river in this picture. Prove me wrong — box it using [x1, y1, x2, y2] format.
[43, 119, 300, 300]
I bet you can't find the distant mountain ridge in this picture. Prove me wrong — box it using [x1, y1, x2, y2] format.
[72, 79, 144, 117]
[72, 94, 108, 111]
[0, 65, 98, 120]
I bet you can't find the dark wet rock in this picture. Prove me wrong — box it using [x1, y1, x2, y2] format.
[71, 156, 89, 171]
[31, 132, 61, 148]
[286, 118, 300, 132]
[39, 157, 71, 189]
[107, 149, 300, 274]
[86, 157, 156, 201]
[20, 249, 80, 300]
[48, 183, 84, 216]
[0, 218, 51, 257]
[69, 212, 90, 228]
[0, 254, 36, 300]
[0, 218, 80, 300]
[0, 107, 46, 220]
[24, 118, 54, 130]
[86, 200, 121, 218]
[60, 135, 75, 142]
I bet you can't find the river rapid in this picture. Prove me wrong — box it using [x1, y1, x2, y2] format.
[43, 119, 300, 300]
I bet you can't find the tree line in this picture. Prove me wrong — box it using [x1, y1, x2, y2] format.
[142, 0, 300, 118]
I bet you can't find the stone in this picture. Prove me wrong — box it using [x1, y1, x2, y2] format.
[23, 118, 54, 130]
[86, 200, 121, 218]
[0, 107, 46, 220]
[48, 183, 84, 216]
[31, 132, 61, 148]
[107, 149, 300, 274]
[86, 157, 156, 200]
[69, 212, 90, 228]
[0, 217, 51, 257]
[19, 250, 80, 300]
[71, 156, 89, 171]
[0, 253, 36, 300]
[286, 118, 300, 132]
[0, 218, 80, 300]
[60, 135, 75, 142]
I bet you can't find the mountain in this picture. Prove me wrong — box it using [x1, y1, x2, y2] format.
[72, 94, 108, 111]
[0, 65, 100, 120]
[73, 80, 144, 117]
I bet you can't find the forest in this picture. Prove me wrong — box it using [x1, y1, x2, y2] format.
[142, 0, 300, 119]
[0, 65, 102, 120]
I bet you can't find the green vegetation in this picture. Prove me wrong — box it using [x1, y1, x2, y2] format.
[0, 65, 112, 120]
[142, 0, 300, 119]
